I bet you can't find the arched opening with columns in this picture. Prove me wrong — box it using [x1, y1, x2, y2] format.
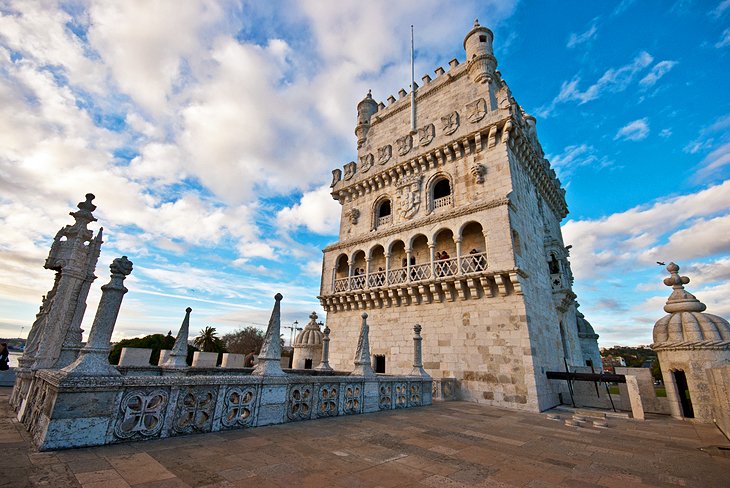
[460, 221, 487, 273]
[410, 234, 430, 281]
[351, 250, 367, 289]
[333, 253, 350, 292]
[433, 228, 457, 277]
[388, 240, 407, 284]
[369, 244, 386, 287]
[429, 174, 453, 212]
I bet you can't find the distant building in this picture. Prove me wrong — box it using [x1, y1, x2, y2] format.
[601, 355, 626, 373]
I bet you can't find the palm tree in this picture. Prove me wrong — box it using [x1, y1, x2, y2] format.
[195, 326, 219, 352]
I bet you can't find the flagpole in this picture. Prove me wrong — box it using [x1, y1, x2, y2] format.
[410, 24, 416, 133]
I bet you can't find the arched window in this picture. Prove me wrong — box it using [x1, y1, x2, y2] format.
[376, 199, 392, 227]
[431, 177, 452, 211]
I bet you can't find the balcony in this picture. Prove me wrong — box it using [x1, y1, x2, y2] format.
[377, 214, 392, 227]
[433, 195, 452, 209]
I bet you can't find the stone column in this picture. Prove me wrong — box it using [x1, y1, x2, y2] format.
[406, 249, 412, 282]
[455, 238, 462, 275]
[352, 313, 375, 377]
[252, 294, 286, 376]
[315, 325, 333, 371]
[61, 256, 133, 376]
[161, 307, 192, 369]
[384, 253, 391, 285]
[429, 244, 436, 278]
[365, 258, 371, 288]
[410, 324, 430, 377]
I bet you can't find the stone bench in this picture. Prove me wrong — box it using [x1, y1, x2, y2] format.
[118, 348, 153, 366]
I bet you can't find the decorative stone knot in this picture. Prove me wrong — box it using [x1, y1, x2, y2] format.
[323, 325, 330, 336]
[474, 18, 480, 27]
[110, 256, 133, 276]
[362, 312, 368, 319]
[186, 306, 192, 313]
[414, 324, 422, 335]
[79, 193, 97, 213]
[661, 262, 706, 314]
[366, 89, 372, 98]
[309, 311, 318, 321]
[274, 292, 283, 301]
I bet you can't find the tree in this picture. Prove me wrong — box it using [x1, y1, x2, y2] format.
[651, 357, 663, 382]
[108, 333, 197, 366]
[222, 326, 265, 355]
[194, 326, 225, 353]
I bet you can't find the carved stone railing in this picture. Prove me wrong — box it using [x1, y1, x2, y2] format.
[350, 275, 366, 290]
[410, 263, 431, 281]
[387, 267, 408, 285]
[461, 252, 487, 274]
[377, 215, 392, 227]
[433, 195, 452, 209]
[368, 271, 386, 287]
[334, 277, 349, 292]
[434, 257, 458, 277]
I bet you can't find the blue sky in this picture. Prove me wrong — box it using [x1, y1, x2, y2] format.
[0, 0, 728, 347]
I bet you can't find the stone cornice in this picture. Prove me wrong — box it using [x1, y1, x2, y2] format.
[652, 340, 730, 352]
[323, 196, 511, 253]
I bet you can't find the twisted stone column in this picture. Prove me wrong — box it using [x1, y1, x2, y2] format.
[61, 256, 133, 376]
[410, 324, 430, 377]
[315, 325, 333, 371]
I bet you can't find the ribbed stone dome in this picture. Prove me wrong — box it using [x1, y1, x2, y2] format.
[652, 263, 730, 350]
[575, 303, 598, 339]
[294, 312, 323, 347]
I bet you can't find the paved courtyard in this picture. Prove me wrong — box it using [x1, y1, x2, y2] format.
[1, 387, 729, 488]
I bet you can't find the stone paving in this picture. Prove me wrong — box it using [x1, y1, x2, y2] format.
[1, 387, 729, 488]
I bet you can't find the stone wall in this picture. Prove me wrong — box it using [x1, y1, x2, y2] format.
[706, 364, 730, 437]
[22, 369, 431, 451]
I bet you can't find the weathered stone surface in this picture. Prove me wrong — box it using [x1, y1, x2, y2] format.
[220, 353, 245, 368]
[191, 352, 218, 368]
[624, 376, 645, 420]
[118, 348, 152, 367]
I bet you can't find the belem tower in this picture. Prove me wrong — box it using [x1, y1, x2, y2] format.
[319, 20, 601, 412]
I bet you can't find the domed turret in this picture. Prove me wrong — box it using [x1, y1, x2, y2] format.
[463, 19, 496, 84]
[652, 263, 730, 349]
[650, 262, 730, 422]
[575, 303, 602, 370]
[355, 90, 378, 149]
[292, 312, 324, 369]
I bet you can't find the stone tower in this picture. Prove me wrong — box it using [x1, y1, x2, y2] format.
[292, 312, 324, 369]
[319, 21, 593, 411]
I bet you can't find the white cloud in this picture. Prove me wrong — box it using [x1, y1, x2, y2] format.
[614, 117, 650, 141]
[537, 51, 653, 116]
[546, 144, 613, 179]
[639, 60, 677, 87]
[277, 184, 341, 235]
[695, 142, 730, 180]
[716, 28, 730, 48]
[659, 128, 672, 138]
[567, 24, 598, 48]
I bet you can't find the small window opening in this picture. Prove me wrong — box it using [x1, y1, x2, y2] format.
[549, 254, 560, 274]
[479, 35, 487, 43]
[374, 355, 386, 374]
[304, 358, 313, 370]
[433, 179, 451, 199]
[378, 200, 391, 218]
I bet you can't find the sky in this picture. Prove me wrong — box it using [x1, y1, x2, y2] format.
[0, 0, 728, 348]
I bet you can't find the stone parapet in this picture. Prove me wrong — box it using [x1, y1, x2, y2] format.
[22, 368, 432, 450]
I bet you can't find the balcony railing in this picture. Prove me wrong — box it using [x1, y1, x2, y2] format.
[330, 252, 488, 293]
[433, 195, 452, 209]
[461, 252, 487, 274]
[377, 214, 392, 227]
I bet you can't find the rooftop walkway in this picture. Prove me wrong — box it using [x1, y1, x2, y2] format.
[1, 387, 728, 487]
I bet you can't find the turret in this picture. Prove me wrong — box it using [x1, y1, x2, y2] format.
[355, 90, 378, 149]
[463, 19, 496, 84]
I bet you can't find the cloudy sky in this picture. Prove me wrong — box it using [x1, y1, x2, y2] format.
[0, 0, 728, 347]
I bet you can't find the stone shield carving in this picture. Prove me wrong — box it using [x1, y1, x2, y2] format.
[331, 168, 342, 187]
[441, 111, 459, 135]
[466, 98, 487, 123]
[343, 161, 357, 181]
[359, 153, 374, 173]
[114, 389, 169, 440]
[377, 145, 392, 165]
[418, 124, 435, 146]
[396, 175, 423, 220]
[396, 134, 413, 156]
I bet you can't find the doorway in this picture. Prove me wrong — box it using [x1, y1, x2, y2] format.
[304, 358, 313, 370]
[673, 370, 694, 418]
[374, 355, 386, 374]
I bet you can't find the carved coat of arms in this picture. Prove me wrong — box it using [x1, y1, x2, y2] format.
[441, 111, 459, 135]
[466, 98, 487, 123]
[396, 175, 423, 220]
[418, 124, 435, 146]
[377, 145, 392, 165]
[330, 168, 342, 187]
[396, 134, 413, 156]
[343, 161, 357, 180]
[359, 153, 374, 173]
